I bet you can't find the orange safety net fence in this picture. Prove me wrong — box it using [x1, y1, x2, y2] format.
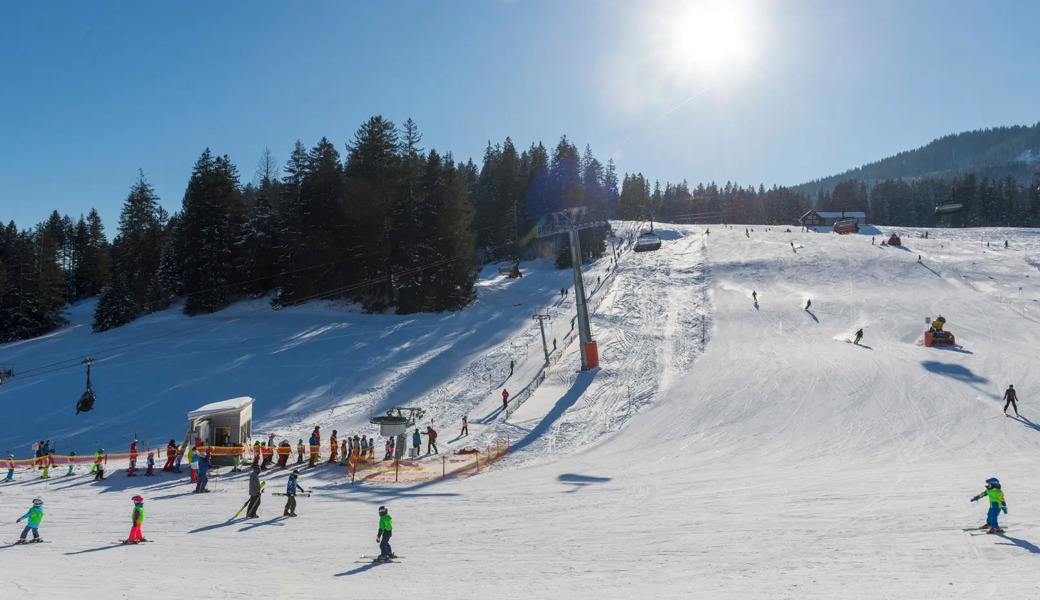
[4, 440, 511, 481]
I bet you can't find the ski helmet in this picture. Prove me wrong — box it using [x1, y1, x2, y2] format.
[32, 498, 43, 507]
[132, 495, 143, 503]
[291, 470, 299, 477]
[986, 478, 1000, 487]
[378, 505, 387, 516]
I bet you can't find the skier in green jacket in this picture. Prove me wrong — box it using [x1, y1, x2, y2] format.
[376, 505, 395, 561]
[16, 498, 45, 543]
[971, 477, 1007, 533]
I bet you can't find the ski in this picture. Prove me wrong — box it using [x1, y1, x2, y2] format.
[115, 539, 154, 544]
[272, 492, 312, 497]
[233, 481, 265, 518]
[7, 540, 51, 544]
[970, 530, 1010, 536]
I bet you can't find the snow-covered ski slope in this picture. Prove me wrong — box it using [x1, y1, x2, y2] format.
[5, 224, 1040, 599]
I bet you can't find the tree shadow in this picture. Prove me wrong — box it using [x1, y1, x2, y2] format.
[994, 533, 1040, 553]
[805, 310, 819, 323]
[920, 361, 988, 383]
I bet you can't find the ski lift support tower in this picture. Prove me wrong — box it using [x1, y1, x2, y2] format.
[533, 207, 607, 370]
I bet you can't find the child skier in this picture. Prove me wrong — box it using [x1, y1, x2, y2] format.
[67, 451, 76, 476]
[126, 495, 147, 543]
[971, 477, 1007, 533]
[127, 440, 138, 476]
[461, 415, 468, 437]
[5, 453, 14, 481]
[854, 329, 863, 346]
[93, 448, 106, 481]
[375, 505, 394, 561]
[15, 498, 45, 543]
[189, 446, 199, 482]
[297, 439, 305, 464]
[283, 470, 306, 517]
[145, 452, 155, 476]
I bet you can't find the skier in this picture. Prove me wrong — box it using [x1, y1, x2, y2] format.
[163, 440, 177, 472]
[189, 446, 199, 482]
[6, 453, 15, 481]
[296, 439, 305, 464]
[412, 429, 421, 457]
[15, 498, 45, 544]
[308, 427, 320, 467]
[145, 452, 155, 476]
[790, 241, 795, 252]
[126, 495, 147, 543]
[245, 463, 263, 519]
[375, 505, 394, 561]
[971, 477, 1007, 533]
[461, 415, 469, 437]
[384, 438, 393, 460]
[1003, 384, 1020, 417]
[127, 440, 138, 477]
[93, 448, 106, 481]
[917, 255, 922, 263]
[426, 426, 438, 455]
[1005, 240, 1009, 248]
[261, 442, 274, 469]
[871, 236, 875, 245]
[352, 435, 361, 458]
[194, 452, 210, 493]
[232, 443, 243, 472]
[329, 430, 338, 463]
[854, 328, 863, 346]
[510, 360, 515, 377]
[552, 338, 557, 351]
[173, 446, 183, 473]
[752, 290, 757, 303]
[804, 299, 811, 311]
[502, 389, 509, 410]
[283, 470, 306, 517]
[66, 451, 76, 476]
[278, 440, 291, 468]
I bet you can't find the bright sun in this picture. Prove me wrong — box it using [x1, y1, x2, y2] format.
[665, 1, 757, 76]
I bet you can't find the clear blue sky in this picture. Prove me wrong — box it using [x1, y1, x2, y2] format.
[2, 0, 1038, 229]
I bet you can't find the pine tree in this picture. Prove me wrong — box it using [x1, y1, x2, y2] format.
[93, 271, 137, 333]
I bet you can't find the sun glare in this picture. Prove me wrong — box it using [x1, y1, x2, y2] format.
[666, 2, 757, 76]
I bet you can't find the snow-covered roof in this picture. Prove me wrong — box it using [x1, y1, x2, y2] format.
[187, 396, 255, 419]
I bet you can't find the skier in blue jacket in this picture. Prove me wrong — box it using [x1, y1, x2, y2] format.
[194, 452, 211, 493]
[16, 498, 45, 543]
[283, 470, 306, 517]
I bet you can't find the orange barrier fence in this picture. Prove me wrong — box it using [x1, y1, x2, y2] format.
[5, 440, 511, 481]
[348, 439, 510, 483]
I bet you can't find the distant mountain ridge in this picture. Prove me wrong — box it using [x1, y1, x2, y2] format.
[793, 122, 1040, 197]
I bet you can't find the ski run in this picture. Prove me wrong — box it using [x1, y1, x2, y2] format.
[4, 222, 1040, 598]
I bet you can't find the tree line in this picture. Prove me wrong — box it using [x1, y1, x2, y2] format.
[1, 117, 616, 342]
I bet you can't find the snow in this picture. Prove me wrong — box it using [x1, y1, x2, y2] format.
[186, 396, 255, 419]
[4, 223, 1040, 597]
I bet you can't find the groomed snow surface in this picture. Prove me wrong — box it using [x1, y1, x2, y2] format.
[3, 223, 1040, 598]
